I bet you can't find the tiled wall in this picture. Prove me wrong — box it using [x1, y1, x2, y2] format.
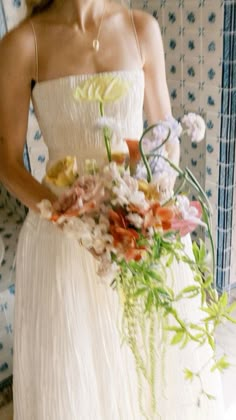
[135, 0, 224, 251]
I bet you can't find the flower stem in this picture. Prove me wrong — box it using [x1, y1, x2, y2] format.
[147, 152, 215, 275]
[99, 102, 111, 162]
[139, 122, 171, 183]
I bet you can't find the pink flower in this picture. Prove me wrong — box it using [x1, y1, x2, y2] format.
[52, 176, 105, 219]
[171, 197, 205, 236]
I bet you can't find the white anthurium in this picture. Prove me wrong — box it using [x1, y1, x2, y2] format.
[181, 113, 206, 143]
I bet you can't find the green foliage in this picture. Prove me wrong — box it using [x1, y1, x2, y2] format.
[112, 122, 236, 417]
[113, 232, 236, 417]
[211, 356, 231, 373]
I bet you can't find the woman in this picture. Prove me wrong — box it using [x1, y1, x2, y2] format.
[0, 0, 224, 419]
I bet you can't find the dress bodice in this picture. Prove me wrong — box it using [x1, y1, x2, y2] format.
[32, 70, 145, 174]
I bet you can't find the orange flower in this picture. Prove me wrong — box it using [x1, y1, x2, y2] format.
[125, 139, 141, 174]
[143, 203, 174, 231]
[108, 209, 145, 261]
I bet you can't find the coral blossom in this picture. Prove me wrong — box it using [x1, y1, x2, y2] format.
[109, 209, 145, 261]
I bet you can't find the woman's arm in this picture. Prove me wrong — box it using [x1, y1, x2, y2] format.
[0, 22, 56, 211]
[133, 11, 180, 169]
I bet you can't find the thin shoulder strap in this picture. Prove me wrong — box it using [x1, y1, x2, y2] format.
[29, 20, 39, 82]
[129, 9, 143, 66]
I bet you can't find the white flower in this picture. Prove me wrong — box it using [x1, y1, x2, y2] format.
[37, 199, 53, 219]
[111, 172, 149, 210]
[97, 260, 119, 282]
[95, 117, 123, 139]
[177, 196, 197, 218]
[126, 213, 143, 228]
[181, 113, 206, 143]
[176, 195, 206, 227]
[165, 115, 182, 143]
[152, 116, 182, 146]
[129, 190, 149, 210]
[151, 172, 174, 203]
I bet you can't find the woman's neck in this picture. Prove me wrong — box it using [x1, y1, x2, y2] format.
[53, 0, 108, 31]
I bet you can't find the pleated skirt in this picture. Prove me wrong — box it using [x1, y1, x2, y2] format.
[13, 211, 224, 420]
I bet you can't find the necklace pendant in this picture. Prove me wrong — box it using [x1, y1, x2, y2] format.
[92, 39, 100, 52]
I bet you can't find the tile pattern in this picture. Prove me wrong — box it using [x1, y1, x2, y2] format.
[133, 0, 225, 287]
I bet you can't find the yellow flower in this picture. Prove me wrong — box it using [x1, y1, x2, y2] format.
[44, 156, 78, 187]
[138, 180, 160, 201]
[73, 75, 130, 103]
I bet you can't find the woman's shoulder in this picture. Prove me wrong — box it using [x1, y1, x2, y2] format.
[131, 9, 164, 65]
[131, 8, 161, 40]
[0, 18, 35, 61]
[0, 19, 35, 82]
[0, 18, 34, 48]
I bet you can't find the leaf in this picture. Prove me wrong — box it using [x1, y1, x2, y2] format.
[132, 288, 147, 298]
[184, 368, 194, 382]
[203, 275, 213, 289]
[219, 292, 228, 308]
[148, 270, 164, 282]
[182, 285, 200, 295]
[180, 334, 190, 349]
[145, 292, 154, 313]
[204, 393, 216, 401]
[192, 242, 200, 262]
[189, 324, 205, 332]
[171, 331, 184, 345]
[223, 314, 236, 324]
[166, 253, 174, 267]
[155, 287, 172, 298]
[210, 356, 231, 373]
[164, 326, 183, 333]
[207, 334, 215, 350]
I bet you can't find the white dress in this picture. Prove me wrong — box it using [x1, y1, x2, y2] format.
[13, 70, 224, 420]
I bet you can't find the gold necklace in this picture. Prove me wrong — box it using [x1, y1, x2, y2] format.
[92, 2, 107, 52]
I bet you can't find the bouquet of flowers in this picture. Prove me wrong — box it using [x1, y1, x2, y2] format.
[38, 75, 236, 414]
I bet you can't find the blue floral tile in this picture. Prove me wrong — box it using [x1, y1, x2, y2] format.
[168, 81, 182, 106]
[183, 58, 201, 83]
[183, 2, 201, 30]
[183, 83, 200, 109]
[203, 5, 223, 32]
[205, 112, 220, 137]
[202, 86, 221, 112]
[166, 59, 182, 81]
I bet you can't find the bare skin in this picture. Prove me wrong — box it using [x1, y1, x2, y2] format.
[0, 0, 179, 212]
